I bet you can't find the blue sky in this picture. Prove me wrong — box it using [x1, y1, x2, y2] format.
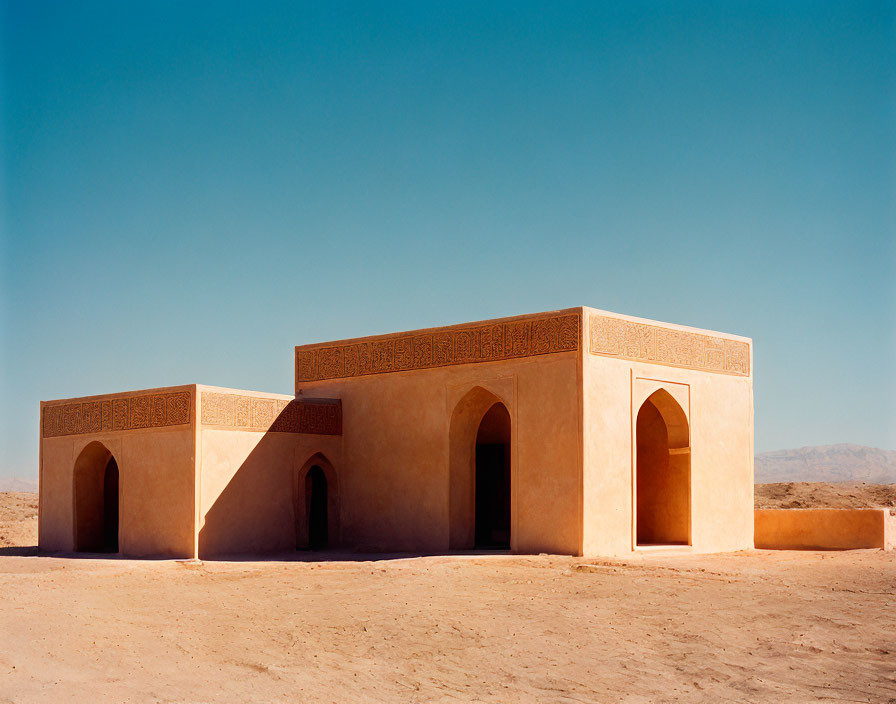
[1, 1, 894, 477]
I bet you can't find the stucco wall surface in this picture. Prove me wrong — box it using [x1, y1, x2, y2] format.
[40, 429, 195, 557]
[296, 351, 582, 555]
[755, 509, 894, 550]
[196, 386, 344, 557]
[37, 307, 757, 561]
[198, 428, 342, 557]
[39, 385, 197, 558]
[581, 308, 754, 557]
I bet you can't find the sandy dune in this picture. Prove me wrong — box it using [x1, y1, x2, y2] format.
[1, 491, 894, 702]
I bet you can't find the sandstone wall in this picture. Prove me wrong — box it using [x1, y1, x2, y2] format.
[755, 508, 894, 550]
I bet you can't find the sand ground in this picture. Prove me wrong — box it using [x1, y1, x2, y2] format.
[0, 493, 37, 550]
[1, 491, 894, 703]
[755, 482, 896, 510]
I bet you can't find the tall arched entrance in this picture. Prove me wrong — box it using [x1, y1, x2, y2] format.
[636, 389, 690, 546]
[295, 453, 339, 551]
[448, 386, 513, 550]
[474, 402, 511, 548]
[73, 442, 119, 553]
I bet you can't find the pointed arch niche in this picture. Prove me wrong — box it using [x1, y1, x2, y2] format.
[635, 388, 691, 546]
[73, 441, 119, 553]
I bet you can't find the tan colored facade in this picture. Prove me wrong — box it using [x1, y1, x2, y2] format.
[582, 308, 754, 556]
[39, 385, 341, 558]
[39, 307, 755, 559]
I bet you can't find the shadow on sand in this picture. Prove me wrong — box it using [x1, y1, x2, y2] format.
[0, 545, 39, 557]
[199, 548, 514, 563]
[0, 546, 514, 563]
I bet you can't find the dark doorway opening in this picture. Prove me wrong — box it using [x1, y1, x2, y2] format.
[102, 458, 119, 553]
[306, 466, 328, 550]
[474, 402, 511, 549]
[74, 443, 119, 553]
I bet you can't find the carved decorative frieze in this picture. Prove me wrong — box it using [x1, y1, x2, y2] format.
[201, 393, 342, 435]
[296, 313, 580, 382]
[589, 314, 750, 376]
[41, 391, 192, 438]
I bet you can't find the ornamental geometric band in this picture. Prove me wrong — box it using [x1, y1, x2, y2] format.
[589, 315, 750, 376]
[296, 314, 580, 382]
[41, 391, 192, 438]
[201, 393, 342, 435]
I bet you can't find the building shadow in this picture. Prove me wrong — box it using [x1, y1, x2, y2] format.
[0, 546, 39, 557]
[5, 547, 175, 560]
[199, 427, 310, 559]
[199, 425, 513, 562]
[0, 545, 514, 563]
[200, 548, 514, 563]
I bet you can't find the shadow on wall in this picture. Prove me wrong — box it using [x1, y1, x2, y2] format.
[200, 384, 515, 561]
[198, 431, 339, 560]
[197, 429, 511, 561]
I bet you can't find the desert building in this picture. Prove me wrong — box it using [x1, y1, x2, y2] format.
[38, 306, 754, 559]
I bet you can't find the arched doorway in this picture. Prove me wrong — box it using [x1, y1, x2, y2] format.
[73, 442, 119, 553]
[636, 389, 690, 546]
[306, 465, 328, 550]
[474, 402, 511, 549]
[295, 453, 339, 551]
[448, 386, 513, 550]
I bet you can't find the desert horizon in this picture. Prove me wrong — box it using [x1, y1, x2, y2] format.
[5, 442, 895, 493]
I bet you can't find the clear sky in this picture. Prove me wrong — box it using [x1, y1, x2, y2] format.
[1, 1, 894, 478]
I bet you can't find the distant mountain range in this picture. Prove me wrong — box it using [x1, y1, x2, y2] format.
[1, 444, 893, 492]
[0, 477, 38, 492]
[755, 444, 896, 484]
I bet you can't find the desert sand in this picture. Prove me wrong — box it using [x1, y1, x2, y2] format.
[1, 491, 894, 703]
[755, 482, 896, 510]
[0, 492, 37, 550]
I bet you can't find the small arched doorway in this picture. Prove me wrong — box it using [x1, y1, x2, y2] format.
[295, 453, 339, 551]
[474, 402, 511, 549]
[306, 465, 328, 550]
[73, 442, 119, 553]
[636, 389, 691, 546]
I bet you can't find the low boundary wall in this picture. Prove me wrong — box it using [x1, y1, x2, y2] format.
[755, 508, 895, 551]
